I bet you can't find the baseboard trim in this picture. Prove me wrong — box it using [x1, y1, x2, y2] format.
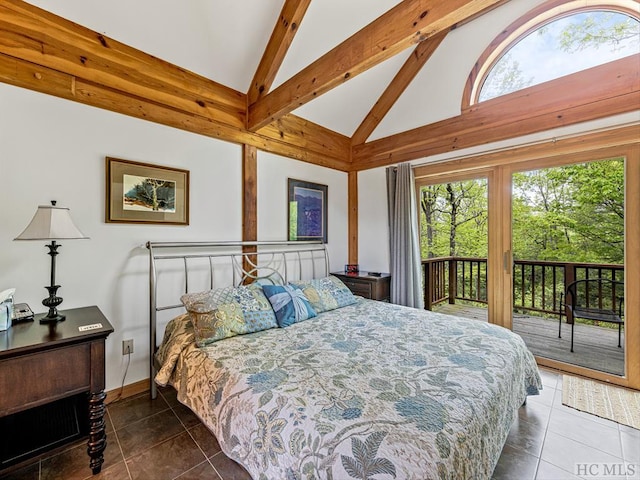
[105, 379, 150, 404]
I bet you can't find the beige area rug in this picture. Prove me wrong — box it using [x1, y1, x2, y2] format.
[562, 375, 640, 430]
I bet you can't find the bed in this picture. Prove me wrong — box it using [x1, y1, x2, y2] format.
[148, 241, 542, 479]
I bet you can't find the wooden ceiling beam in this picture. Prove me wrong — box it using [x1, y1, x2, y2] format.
[352, 55, 640, 169]
[256, 114, 351, 166]
[412, 125, 640, 179]
[248, 0, 311, 106]
[0, 0, 351, 170]
[0, 0, 246, 126]
[351, 30, 447, 145]
[247, 0, 506, 131]
[0, 52, 351, 171]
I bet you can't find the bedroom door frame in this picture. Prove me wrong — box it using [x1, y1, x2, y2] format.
[413, 127, 639, 390]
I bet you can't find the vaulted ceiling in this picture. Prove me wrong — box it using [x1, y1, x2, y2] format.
[1, 0, 637, 172]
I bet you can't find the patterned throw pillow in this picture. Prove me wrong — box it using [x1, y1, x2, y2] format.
[180, 284, 277, 347]
[261, 284, 317, 328]
[290, 275, 357, 313]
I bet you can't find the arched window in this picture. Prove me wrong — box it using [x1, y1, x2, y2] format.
[463, 0, 639, 107]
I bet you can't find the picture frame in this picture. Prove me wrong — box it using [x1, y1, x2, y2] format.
[105, 157, 189, 225]
[345, 264, 359, 275]
[288, 178, 328, 243]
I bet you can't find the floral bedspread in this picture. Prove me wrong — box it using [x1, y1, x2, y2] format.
[156, 299, 542, 480]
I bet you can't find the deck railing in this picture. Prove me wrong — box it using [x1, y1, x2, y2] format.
[422, 257, 623, 321]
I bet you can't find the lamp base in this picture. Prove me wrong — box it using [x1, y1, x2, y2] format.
[39, 312, 66, 324]
[42, 284, 64, 324]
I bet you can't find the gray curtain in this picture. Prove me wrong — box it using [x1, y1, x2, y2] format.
[386, 163, 424, 308]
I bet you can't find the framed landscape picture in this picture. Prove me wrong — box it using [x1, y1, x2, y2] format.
[288, 178, 328, 243]
[105, 157, 189, 225]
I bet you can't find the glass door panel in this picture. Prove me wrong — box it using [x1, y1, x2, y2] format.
[418, 178, 489, 321]
[511, 157, 625, 375]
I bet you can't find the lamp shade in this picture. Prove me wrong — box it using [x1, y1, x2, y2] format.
[14, 204, 89, 241]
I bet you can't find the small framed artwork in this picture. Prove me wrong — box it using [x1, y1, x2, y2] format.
[288, 178, 328, 243]
[105, 157, 189, 225]
[345, 264, 359, 275]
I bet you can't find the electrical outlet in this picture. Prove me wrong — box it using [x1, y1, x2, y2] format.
[122, 339, 134, 355]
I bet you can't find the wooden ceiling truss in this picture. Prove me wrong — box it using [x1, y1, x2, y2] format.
[0, 0, 637, 173]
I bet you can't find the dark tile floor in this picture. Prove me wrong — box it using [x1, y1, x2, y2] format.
[0, 386, 250, 480]
[1, 369, 638, 480]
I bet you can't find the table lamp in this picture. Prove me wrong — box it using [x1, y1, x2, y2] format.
[14, 201, 89, 323]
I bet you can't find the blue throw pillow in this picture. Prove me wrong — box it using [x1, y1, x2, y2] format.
[262, 284, 317, 328]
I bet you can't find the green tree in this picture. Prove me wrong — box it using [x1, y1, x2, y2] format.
[421, 159, 624, 264]
[419, 180, 487, 259]
[555, 12, 639, 53]
[512, 159, 624, 263]
[125, 178, 175, 211]
[483, 10, 638, 101]
[567, 159, 624, 263]
[512, 168, 576, 261]
[420, 184, 443, 258]
[480, 52, 533, 101]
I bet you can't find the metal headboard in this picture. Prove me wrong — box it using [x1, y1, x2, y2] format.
[147, 240, 329, 398]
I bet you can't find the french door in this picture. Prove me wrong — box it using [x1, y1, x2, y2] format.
[413, 130, 639, 389]
[510, 157, 625, 376]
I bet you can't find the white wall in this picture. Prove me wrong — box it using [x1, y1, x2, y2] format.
[357, 167, 389, 274]
[257, 151, 348, 271]
[0, 83, 347, 392]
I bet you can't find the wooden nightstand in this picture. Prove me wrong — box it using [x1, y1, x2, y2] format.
[332, 272, 391, 302]
[0, 306, 113, 474]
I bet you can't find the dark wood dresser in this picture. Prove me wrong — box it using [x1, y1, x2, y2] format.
[0, 306, 113, 474]
[332, 272, 391, 302]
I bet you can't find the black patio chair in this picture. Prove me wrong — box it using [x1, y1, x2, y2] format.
[558, 278, 624, 353]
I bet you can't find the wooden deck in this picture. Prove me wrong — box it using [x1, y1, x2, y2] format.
[433, 303, 625, 376]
